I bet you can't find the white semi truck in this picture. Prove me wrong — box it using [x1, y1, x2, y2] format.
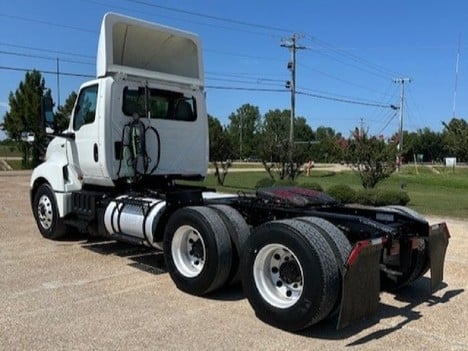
[31, 13, 450, 331]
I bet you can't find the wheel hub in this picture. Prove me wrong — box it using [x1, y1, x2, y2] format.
[190, 239, 204, 259]
[279, 260, 301, 285]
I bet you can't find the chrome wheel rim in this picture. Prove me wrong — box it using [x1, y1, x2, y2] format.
[253, 243, 304, 308]
[171, 225, 206, 278]
[37, 194, 53, 230]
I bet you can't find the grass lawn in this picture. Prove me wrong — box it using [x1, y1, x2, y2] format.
[4, 160, 24, 170]
[0, 145, 22, 157]
[184, 165, 468, 218]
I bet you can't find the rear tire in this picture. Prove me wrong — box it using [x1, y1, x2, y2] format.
[209, 204, 250, 285]
[241, 219, 340, 331]
[297, 217, 351, 314]
[163, 206, 232, 295]
[32, 183, 67, 239]
[297, 217, 351, 266]
[381, 245, 430, 289]
[379, 206, 430, 289]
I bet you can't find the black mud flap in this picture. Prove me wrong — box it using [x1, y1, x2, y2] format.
[337, 240, 383, 329]
[428, 223, 450, 292]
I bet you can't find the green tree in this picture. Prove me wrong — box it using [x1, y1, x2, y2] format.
[442, 118, 468, 162]
[259, 109, 315, 180]
[226, 104, 261, 160]
[402, 128, 444, 163]
[208, 114, 233, 185]
[294, 116, 315, 161]
[308, 126, 345, 162]
[2, 70, 51, 167]
[346, 129, 397, 189]
[55, 91, 77, 132]
[259, 109, 289, 163]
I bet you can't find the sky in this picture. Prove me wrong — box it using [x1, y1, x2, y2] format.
[1, 0, 467, 141]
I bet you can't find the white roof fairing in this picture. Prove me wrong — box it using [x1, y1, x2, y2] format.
[96, 13, 204, 86]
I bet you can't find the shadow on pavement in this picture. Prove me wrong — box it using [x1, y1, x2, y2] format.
[78, 238, 246, 300]
[300, 277, 464, 345]
[75, 238, 168, 275]
[61, 236, 464, 334]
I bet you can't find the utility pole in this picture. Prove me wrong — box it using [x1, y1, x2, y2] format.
[452, 33, 461, 118]
[281, 34, 305, 170]
[56, 57, 61, 107]
[394, 78, 411, 172]
[239, 116, 242, 161]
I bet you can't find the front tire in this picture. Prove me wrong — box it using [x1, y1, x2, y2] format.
[32, 183, 67, 239]
[241, 219, 340, 331]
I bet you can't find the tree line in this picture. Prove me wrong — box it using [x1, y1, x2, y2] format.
[210, 102, 468, 165]
[2, 70, 467, 177]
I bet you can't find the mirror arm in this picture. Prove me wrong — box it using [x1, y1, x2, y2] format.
[47, 132, 75, 140]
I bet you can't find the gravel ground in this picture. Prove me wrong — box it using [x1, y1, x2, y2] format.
[0, 171, 466, 350]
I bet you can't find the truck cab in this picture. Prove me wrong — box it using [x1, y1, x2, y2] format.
[32, 12, 209, 216]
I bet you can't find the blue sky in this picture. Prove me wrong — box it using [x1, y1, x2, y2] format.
[1, 0, 467, 140]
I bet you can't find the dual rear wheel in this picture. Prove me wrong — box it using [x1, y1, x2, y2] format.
[164, 207, 351, 331]
[163, 205, 249, 295]
[241, 218, 350, 331]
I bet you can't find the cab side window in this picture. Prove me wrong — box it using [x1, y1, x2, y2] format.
[73, 85, 98, 130]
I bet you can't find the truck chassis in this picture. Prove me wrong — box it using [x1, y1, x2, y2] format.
[31, 179, 450, 331]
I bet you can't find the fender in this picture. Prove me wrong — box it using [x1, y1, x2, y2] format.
[30, 137, 82, 217]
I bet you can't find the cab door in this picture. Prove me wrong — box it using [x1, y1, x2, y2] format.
[68, 83, 104, 182]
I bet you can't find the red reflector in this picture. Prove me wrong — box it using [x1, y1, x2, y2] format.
[346, 237, 386, 267]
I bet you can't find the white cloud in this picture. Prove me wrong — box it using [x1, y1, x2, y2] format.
[0, 102, 9, 110]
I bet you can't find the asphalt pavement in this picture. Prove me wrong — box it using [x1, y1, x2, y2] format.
[0, 171, 466, 350]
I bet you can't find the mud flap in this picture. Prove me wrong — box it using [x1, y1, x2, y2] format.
[337, 239, 383, 329]
[428, 223, 450, 292]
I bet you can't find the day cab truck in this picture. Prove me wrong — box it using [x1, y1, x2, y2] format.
[31, 13, 450, 331]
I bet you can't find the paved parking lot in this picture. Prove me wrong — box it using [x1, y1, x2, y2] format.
[1, 171, 467, 350]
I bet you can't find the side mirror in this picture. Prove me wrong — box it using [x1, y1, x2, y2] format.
[40, 96, 75, 140]
[41, 96, 55, 133]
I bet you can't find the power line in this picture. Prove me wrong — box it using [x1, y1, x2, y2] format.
[0, 42, 95, 59]
[0, 50, 94, 66]
[296, 90, 396, 108]
[406, 86, 427, 129]
[0, 65, 94, 78]
[205, 76, 283, 87]
[376, 110, 399, 135]
[0, 13, 97, 34]
[84, 0, 282, 39]
[307, 48, 392, 81]
[0, 8, 402, 91]
[205, 85, 287, 93]
[0, 64, 398, 109]
[206, 71, 286, 82]
[308, 36, 403, 78]
[204, 48, 283, 62]
[298, 62, 391, 97]
[121, 0, 292, 33]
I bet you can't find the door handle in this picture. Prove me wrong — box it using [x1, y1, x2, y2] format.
[93, 143, 99, 162]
